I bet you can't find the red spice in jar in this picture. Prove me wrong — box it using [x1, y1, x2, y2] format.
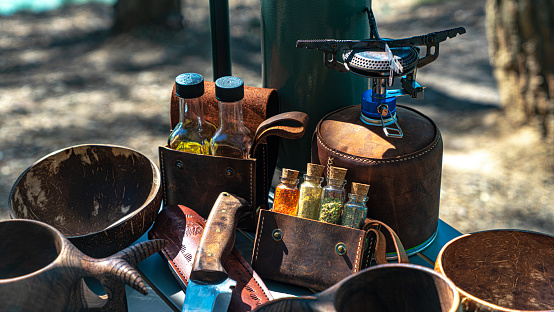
[272, 168, 300, 215]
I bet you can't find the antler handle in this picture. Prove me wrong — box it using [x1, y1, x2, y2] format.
[83, 239, 167, 295]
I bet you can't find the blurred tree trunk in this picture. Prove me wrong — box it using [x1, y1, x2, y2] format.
[486, 0, 554, 138]
[113, 0, 183, 32]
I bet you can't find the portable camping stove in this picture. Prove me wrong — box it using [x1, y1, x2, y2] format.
[297, 8, 466, 138]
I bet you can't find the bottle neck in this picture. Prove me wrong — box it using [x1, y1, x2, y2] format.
[279, 177, 299, 188]
[326, 177, 346, 188]
[347, 193, 368, 205]
[303, 174, 323, 186]
[179, 97, 205, 124]
[218, 100, 244, 130]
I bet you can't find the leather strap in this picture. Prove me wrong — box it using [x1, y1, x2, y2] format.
[148, 205, 272, 311]
[250, 111, 309, 158]
[363, 219, 409, 264]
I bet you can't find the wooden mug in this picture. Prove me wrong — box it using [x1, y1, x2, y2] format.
[254, 263, 461, 312]
[435, 230, 554, 312]
[0, 219, 166, 312]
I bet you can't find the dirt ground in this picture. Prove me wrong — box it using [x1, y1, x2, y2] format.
[0, 0, 552, 235]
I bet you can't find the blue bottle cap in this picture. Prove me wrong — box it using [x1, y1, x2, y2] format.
[215, 76, 244, 102]
[175, 73, 204, 99]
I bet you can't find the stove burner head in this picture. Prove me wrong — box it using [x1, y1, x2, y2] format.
[343, 47, 419, 78]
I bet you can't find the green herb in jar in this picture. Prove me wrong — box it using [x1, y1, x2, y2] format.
[319, 197, 343, 224]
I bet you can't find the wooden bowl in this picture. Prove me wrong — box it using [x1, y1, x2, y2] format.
[9, 144, 162, 258]
[435, 230, 554, 312]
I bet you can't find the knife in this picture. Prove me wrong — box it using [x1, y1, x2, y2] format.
[182, 192, 250, 312]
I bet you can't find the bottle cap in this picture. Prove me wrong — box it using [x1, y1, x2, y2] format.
[215, 76, 244, 102]
[281, 168, 299, 180]
[329, 166, 348, 180]
[175, 73, 204, 99]
[306, 163, 325, 177]
[351, 182, 370, 196]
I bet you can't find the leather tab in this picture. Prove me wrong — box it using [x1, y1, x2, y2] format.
[363, 219, 409, 264]
[250, 111, 309, 157]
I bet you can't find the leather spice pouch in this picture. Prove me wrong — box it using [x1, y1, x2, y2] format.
[251, 209, 408, 291]
[161, 82, 308, 230]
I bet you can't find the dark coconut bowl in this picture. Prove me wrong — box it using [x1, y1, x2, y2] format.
[9, 144, 162, 258]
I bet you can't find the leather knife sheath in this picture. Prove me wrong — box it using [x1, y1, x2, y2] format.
[148, 205, 273, 311]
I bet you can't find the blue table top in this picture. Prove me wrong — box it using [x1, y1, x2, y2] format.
[126, 219, 462, 311]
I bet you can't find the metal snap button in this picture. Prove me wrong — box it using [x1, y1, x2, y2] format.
[272, 229, 283, 241]
[225, 167, 235, 177]
[336, 242, 347, 256]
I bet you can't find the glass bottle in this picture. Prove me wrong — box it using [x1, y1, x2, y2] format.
[168, 73, 216, 154]
[341, 182, 370, 229]
[272, 169, 300, 216]
[319, 166, 348, 224]
[210, 76, 253, 159]
[297, 163, 325, 220]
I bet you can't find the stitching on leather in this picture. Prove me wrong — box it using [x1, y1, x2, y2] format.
[262, 146, 267, 203]
[152, 230, 187, 283]
[249, 162, 254, 205]
[354, 235, 363, 272]
[316, 132, 440, 164]
[254, 215, 264, 261]
[365, 230, 376, 268]
[160, 149, 167, 203]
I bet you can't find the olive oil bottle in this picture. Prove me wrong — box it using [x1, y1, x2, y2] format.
[168, 73, 216, 154]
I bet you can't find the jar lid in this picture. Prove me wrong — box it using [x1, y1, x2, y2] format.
[329, 166, 347, 180]
[351, 182, 370, 196]
[215, 76, 244, 102]
[175, 73, 204, 99]
[281, 168, 299, 180]
[306, 163, 325, 177]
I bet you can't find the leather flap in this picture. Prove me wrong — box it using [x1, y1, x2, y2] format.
[159, 145, 259, 224]
[252, 210, 367, 291]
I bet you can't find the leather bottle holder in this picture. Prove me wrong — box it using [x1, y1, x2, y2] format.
[161, 83, 308, 229]
[251, 210, 408, 291]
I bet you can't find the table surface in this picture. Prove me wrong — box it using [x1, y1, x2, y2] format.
[125, 219, 462, 312]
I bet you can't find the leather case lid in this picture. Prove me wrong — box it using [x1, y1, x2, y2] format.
[317, 105, 438, 159]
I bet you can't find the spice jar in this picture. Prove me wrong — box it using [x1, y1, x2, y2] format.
[168, 73, 216, 154]
[297, 163, 325, 220]
[319, 166, 348, 224]
[341, 182, 370, 229]
[272, 169, 300, 215]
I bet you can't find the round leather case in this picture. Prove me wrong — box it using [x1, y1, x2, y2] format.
[312, 104, 443, 254]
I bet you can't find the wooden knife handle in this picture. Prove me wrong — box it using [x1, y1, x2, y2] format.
[190, 192, 250, 283]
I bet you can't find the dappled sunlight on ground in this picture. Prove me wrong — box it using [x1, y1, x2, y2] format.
[0, 0, 552, 236]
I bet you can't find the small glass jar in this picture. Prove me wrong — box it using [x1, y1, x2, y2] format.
[297, 163, 325, 220]
[319, 166, 348, 224]
[297, 174, 324, 220]
[272, 169, 300, 216]
[341, 193, 369, 229]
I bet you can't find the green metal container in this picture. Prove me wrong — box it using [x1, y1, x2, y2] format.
[261, 0, 370, 171]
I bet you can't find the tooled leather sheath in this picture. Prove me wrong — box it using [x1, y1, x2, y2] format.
[148, 205, 273, 312]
